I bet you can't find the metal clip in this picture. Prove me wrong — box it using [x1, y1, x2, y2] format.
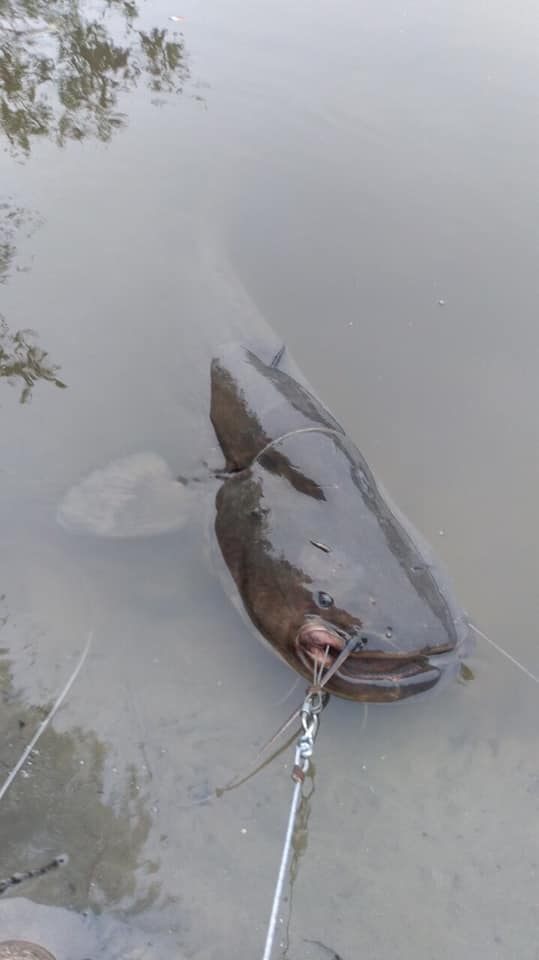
[299, 687, 324, 741]
[292, 686, 327, 783]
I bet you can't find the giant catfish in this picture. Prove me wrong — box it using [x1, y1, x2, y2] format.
[209, 342, 469, 702]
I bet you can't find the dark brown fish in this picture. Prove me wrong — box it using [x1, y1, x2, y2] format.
[211, 342, 469, 703]
[0, 944, 55, 960]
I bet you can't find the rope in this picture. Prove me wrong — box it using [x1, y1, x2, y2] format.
[260, 689, 324, 960]
[261, 765, 304, 960]
[218, 635, 360, 797]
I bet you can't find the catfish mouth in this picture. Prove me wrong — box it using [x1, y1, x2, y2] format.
[295, 618, 457, 692]
[295, 620, 345, 672]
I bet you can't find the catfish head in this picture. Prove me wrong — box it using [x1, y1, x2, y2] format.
[215, 431, 469, 704]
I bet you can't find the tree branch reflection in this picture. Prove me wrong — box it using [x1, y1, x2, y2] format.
[0, 199, 41, 283]
[0, 0, 191, 154]
[0, 203, 65, 403]
[0, 317, 66, 403]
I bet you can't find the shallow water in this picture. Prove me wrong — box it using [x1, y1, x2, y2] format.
[1, 0, 538, 957]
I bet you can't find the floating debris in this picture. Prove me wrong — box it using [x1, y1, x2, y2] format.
[0, 856, 68, 897]
[309, 539, 331, 554]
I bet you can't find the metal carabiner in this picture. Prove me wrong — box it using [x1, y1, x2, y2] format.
[300, 686, 324, 739]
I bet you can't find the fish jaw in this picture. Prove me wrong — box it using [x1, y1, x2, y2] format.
[294, 617, 458, 702]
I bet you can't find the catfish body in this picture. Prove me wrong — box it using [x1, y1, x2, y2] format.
[211, 342, 469, 703]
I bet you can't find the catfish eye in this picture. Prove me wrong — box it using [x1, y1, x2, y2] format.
[317, 591, 334, 609]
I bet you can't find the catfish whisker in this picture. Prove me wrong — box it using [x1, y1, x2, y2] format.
[274, 677, 300, 707]
[359, 702, 368, 737]
[469, 623, 539, 684]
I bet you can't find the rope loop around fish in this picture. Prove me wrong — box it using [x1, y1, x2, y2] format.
[261, 687, 326, 960]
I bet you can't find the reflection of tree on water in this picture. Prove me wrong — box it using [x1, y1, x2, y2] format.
[0, 0, 190, 154]
[0, 202, 23, 283]
[0, 637, 159, 913]
[0, 200, 41, 284]
[0, 203, 65, 403]
[0, 317, 66, 403]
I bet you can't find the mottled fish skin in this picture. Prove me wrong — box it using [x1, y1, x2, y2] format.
[211, 342, 469, 703]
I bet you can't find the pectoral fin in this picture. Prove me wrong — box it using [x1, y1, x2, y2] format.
[57, 452, 194, 538]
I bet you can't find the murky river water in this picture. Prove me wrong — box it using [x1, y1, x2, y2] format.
[1, 0, 538, 957]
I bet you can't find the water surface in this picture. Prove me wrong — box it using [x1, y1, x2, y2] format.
[1, 1, 538, 957]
